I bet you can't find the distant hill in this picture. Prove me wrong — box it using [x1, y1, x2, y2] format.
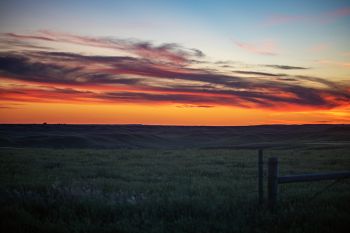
[0, 124, 349, 149]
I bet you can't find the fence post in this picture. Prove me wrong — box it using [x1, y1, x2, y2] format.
[258, 149, 264, 205]
[267, 157, 278, 209]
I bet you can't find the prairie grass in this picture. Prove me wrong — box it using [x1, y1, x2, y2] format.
[0, 148, 349, 233]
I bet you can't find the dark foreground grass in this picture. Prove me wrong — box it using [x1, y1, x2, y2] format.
[0, 148, 349, 233]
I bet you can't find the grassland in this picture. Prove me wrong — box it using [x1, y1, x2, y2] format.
[1, 124, 349, 149]
[1, 147, 350, 233]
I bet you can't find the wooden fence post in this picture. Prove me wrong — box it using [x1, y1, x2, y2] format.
[268, 157, 278, 209]
[258, 149, 264, 205]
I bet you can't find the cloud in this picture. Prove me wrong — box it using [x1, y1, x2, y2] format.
[0, 86, 97, 103]
[176, 104, 214, 108]
[0, 106, 18, 109]
[0, 53, 143, 85]
[316, 60, 350, 68]
[321, 7, 350, 23]
[263, 15, 305, 27]
[3, 31, 204, 65]
[0, 31, 349, 110]
[233, 70, 281, 77]
[265, 65, 309, 70]
[263, 7, 350, 27]
[234, 40, 278, 56]
[0, 51, 349, 110]
[0, 37, 51, 51]
[309, 43, 329, 53]
[4, 33, 55, 41]
[295, 75, 340, 89]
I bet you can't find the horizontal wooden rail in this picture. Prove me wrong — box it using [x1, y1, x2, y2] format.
[278, 172, 350, 184]
[267, 157, 350, 209]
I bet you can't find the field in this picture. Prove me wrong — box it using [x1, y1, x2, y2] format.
[0, 125, 350, 233]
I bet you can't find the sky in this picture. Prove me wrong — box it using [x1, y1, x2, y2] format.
[0, 0, 350, 125]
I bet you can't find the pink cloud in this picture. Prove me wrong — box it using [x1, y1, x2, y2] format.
[264, 15, 306, 27]
[323, 7, 350, 20]
[317, 60, 350, 68]
[234, 40, 278, 56]
[0, 45, 350, 109]
[3, 31, 204, 65]
[4, 32, 55, 41]
[309, 43, 329, 53]
[263, 7, 350, 27]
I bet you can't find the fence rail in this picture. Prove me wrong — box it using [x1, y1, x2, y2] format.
[278, 172, 350, 184]
[267, 157, 350, 209]
[257, 150, 350, 209]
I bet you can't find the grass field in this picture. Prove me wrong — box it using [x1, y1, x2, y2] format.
[0, 147, 350, 233]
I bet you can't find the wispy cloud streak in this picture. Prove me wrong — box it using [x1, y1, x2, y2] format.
[234, 40, 278, 56]
[0, 31, 349, 110]
[265, 65, 309, 70]
[4, 31, 204, 65]
[317, 60, 350, 68]
[264, 7, 350, 26]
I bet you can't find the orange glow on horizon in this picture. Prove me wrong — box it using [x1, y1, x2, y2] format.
[1, 76, 350, 125]
[1, 30, 350, 126]
[1, 101, 350, 125]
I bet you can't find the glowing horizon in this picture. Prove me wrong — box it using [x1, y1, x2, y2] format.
[1, 0, 350, 125]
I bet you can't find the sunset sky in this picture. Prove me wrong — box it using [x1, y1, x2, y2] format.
[0, 0, 350, 125]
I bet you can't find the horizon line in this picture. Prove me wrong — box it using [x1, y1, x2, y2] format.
[0, 123, 349, 127]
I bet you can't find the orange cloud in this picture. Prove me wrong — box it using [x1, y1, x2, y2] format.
[1, 31, 350, 125]
[0, 46, 349, 110]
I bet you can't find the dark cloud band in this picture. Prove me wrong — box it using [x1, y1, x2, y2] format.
[0, 31, 349, 109]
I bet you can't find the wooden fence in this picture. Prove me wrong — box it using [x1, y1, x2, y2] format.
[257, 150, 350, 209]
